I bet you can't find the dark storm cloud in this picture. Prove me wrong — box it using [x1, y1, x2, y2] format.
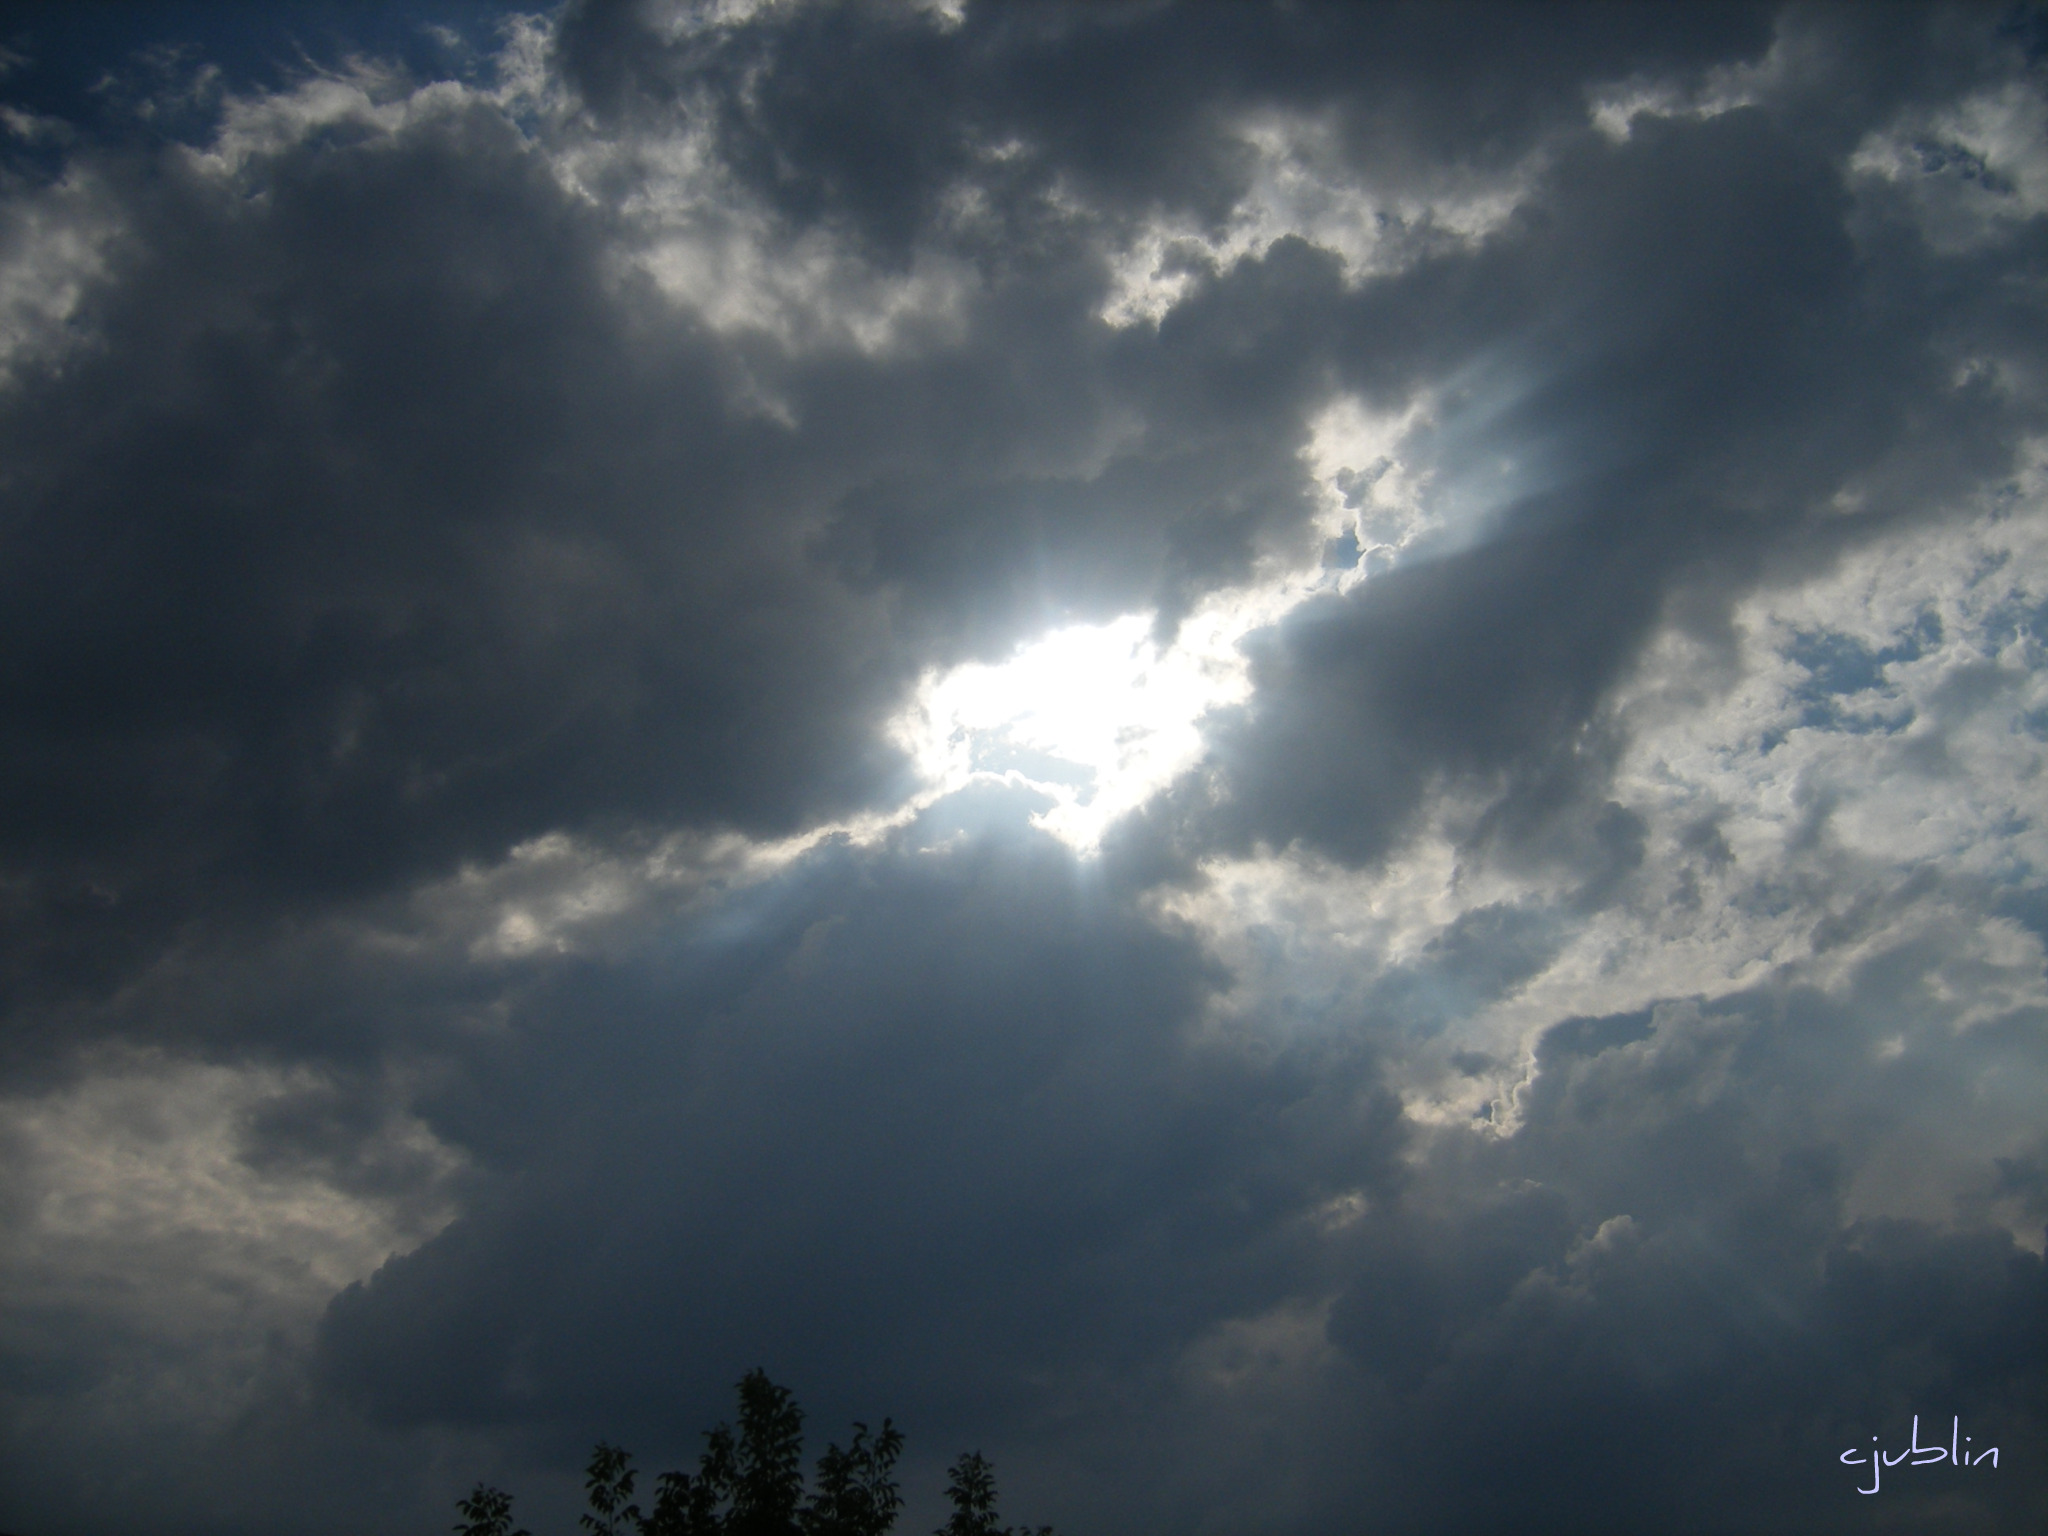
[8, 0, 2011, 1008]
[311, 831, 1401, 1437]
[0, 95, 903, 1018]
[0, 0, 1679, 1019]
[12, 846, 2047, 1535]
[0, 819, 1403, 1529]
[553, 0, 1778, 257]
[1314, 980, 2048, 1536]
[252, 833, 2040, 1536]
[2, 4, 2045, 1536]
[1192, 49, 2044, 874]
[810, 235, 1350, 651]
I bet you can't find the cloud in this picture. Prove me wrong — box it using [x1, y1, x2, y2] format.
[1313, 983, 2048, 1535]
[0, 4, 2044, 1535]
[311, 829, 1373, 1424]
[0, 68, 916, 1013]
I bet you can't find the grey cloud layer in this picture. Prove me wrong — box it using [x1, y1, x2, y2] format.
[1188, 93, 2038, 872]
[1, 3, 2044, 1534]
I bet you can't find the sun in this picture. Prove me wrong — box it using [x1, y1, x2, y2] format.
[885, 393, 1439, 851]
[890, 608, 1258, 850]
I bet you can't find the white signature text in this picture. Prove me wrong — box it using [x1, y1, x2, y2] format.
[1840, 1416, 1998, 1495]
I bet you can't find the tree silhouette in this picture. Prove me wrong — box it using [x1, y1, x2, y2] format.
[456, 1370, 1053, 1536]
[641, 1409, 734, 1536]
[455, 1482, 531, 1536]
[642, 1458, 724, 1536]
[801, 1419, 904, 1536]
[638, 1367, 806, 1536]
[726, 1369, 807, 1536]
[934, 1452, 1050, 1536]
[583, 1443, 642, 1536]
[935, 1453, 999, 1536]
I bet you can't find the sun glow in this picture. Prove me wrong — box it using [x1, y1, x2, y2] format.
[886, 392, 1440, 852]
[891, 610, 1252, 850]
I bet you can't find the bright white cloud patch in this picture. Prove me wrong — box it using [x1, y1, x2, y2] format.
[595, 112, 980, 357]
[0, 1052, 464, 1434]
[1301, 391, 1441, 566]
[891, 611, 1249, 850]
[1160, 453, 2048, 1243]
[1850, 80, 2048, 251]
[0, 171, 120, 386]
[1099, 110, 1531, 329]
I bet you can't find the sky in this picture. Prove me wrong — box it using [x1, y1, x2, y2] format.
[0, 2, 2045, 1533]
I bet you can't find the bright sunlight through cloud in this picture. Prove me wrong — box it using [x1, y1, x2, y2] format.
[888, 394, 1438, 852]
[891, 610, 1248, 850]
